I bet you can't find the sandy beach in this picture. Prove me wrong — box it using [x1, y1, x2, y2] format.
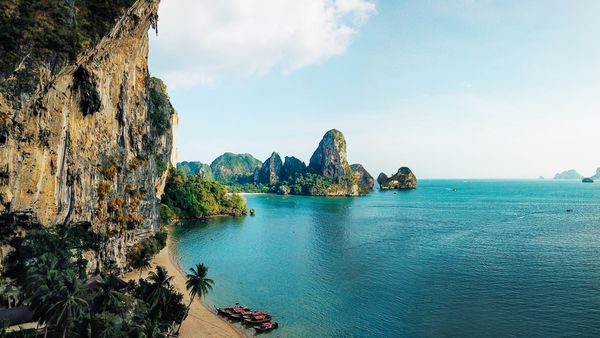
[122, 238, 243, 338]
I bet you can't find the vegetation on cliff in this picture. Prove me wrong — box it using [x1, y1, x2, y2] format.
[209, 152, 262, 184]
[177, 161, 214, 180]
[149, 77, 175, 136]
[378, 167, 417, 190]
[160, 168, 247, 223]
[0, 0, 138, 94]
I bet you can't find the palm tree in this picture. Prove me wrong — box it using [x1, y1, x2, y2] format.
[146, 266, 174, 314]
[26, 257, 62, 338]
[130, 251, 153, 279]
[46, 271, 89, 338]
[93, 277, 122, 313]
[177, 263, 213, 334]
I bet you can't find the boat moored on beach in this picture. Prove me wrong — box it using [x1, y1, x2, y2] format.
[254, 321, 279, 332]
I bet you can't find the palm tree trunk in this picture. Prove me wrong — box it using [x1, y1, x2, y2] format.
[139, 269, 142, 279]
[176, 295, 195, 334]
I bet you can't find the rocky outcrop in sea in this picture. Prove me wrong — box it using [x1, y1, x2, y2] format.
[378, 167, 417, 190]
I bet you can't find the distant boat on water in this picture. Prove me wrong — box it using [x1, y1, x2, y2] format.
[582, 178, 594, 183]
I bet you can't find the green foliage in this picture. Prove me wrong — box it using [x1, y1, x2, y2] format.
[178, 263, 213, 333]
[225, 182, 270, 193]
[209, 152, 261, 183]
[287, 173, 335, 195]
[177, 161, 214, 180]
[0, 0, 136, 76]
[132, 266, 187, 328]
[6, 224, 186, 337]
[161, 168, 248, 220]
[149, 77, 174, 136]
[155, 155, 167, 175]
[127, 231, 168, 276]
[6, 223, 95, 283]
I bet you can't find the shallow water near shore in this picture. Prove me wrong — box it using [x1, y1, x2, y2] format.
[171, 179, 600, 337]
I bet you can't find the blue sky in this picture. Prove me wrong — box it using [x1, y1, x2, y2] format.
[149, 0, 600, 179]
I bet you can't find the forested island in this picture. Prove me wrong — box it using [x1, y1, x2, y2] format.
[179, 129, 418, 196]
[179, 129, 377, 196]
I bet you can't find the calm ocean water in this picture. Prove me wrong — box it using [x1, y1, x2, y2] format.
[170, 180, 600, 337]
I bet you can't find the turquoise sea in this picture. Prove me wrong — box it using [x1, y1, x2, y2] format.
[170, 180, 600, 337]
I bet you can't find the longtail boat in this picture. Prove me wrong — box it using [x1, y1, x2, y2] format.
[254, 321, 279, 332]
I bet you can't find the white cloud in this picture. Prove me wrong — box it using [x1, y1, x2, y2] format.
[149, 0, 376, 88]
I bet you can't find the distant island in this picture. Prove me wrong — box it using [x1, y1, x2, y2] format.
[178, 129, 416, 196]
[554, 169, 583, 180]
[591, 168, 600, 180]
[378, 167, 418, 190]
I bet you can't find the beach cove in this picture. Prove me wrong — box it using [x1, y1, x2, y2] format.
[122, 237, 242, 338]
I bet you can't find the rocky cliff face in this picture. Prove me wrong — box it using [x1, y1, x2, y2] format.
[308, 129, 360, 196]
[351, 164, 374, 194]
[309, 130, 351, 180]
[257, 152, 283, 185]
[282, 156, 306, 181]
[377, 168, 417, 190]
[0, 0, 176, 272]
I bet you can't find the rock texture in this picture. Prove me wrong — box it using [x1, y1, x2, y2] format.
[553, 169, 583, 180]
[309, 130, 352, 180]
[308, 129, 361, 196]
[378, 168, 417, 190]
[351, 164, 375, 194]
[0, 0, 176, 272]
[257, 152, 283, 185]
[209, 153, 262, 183]
[282, 156, 307, 181]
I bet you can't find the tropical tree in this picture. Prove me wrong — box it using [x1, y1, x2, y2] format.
[25, 256, 63, 338]
[93, 277, 122, 313]
[130, 250, 153, 279]
[176, 263, 213, 334]
[146, 266, 174, 314]
[46, 271, 89, 338]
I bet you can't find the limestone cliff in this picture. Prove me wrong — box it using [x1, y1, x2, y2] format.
[281, 156, 307, 181]
[351, 164, 374, 194]
[256, 152, 283, 185]
[378, 168, 417, 190]
[308, 129, 360, 196]
[0, 0, 176, 272]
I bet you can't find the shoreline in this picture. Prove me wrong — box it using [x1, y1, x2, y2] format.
[122, 232, 244, 338]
